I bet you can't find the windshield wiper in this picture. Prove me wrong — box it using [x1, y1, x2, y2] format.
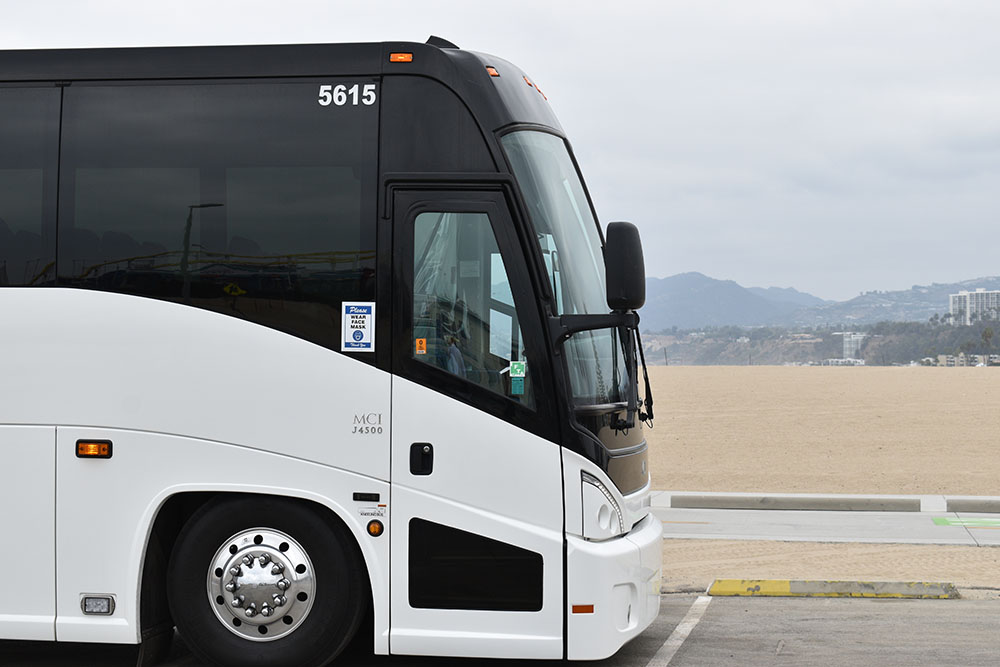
[611, 323, 638, 432]
[612, 323, 654, 432]
[635, 328, 654, 427]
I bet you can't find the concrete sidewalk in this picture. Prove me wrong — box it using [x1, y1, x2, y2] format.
[653, 506, 1000, 545]
[652, 490, 1000, 513]
[652, 491, 1000, 596]
[651, 491, 1000, 545]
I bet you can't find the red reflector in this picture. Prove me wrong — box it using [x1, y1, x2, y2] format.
[572, 604, 594, 614]
[389, 53, 413, 63]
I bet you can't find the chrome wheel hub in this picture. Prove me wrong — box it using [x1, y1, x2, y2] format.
[207, 528, 316, 642]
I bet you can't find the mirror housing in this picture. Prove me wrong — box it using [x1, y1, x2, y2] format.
[604, 221, 645, 311]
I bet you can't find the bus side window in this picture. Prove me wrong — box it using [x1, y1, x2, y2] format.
[55, 80, 377, 354]
[412, 212, 533, 407]
[0, 88, 59, 287]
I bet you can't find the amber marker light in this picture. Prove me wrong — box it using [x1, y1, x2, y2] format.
[571, 604, 595, 614]
[76, 440, 113, 459]
[486, 66, 500, 77]
[367, 520, 385, 537]
[389, 53, 413, 63]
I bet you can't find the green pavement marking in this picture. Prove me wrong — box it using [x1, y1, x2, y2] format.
[933, 517, 1000, 527]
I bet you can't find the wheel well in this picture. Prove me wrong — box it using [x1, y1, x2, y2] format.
[139, 492, 375, 641]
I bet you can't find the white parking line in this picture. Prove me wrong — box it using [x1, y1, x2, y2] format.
[645, 595, 712, 666]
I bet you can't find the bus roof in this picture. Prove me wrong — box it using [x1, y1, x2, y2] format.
[0, 39, 561, 133]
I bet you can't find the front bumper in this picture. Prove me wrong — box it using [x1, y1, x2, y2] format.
[565, 512, 662, 660]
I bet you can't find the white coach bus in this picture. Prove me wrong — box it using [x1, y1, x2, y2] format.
[0, 37, 660, 666]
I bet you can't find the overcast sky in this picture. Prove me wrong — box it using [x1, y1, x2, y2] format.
[4, 1, 997, 301]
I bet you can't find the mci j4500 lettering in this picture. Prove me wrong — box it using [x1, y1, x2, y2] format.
[0, 37, 660, 666]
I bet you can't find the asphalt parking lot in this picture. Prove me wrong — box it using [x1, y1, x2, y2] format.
[4, 594, 999, 666]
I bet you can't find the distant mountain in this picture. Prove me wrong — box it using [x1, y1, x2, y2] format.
[746, 286, 830, 308]
[642, 272, 804, 330]
[640, 273, 1000, 331]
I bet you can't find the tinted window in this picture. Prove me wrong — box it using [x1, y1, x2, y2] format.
[0, 87, 59, 286]
[380, 77, 495, 174]
[58, 80, 378, 351]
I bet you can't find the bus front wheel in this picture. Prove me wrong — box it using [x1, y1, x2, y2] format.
[166, 495, 367, 667]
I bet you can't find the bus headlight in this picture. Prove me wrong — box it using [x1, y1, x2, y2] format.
[581, 472, 625, 540]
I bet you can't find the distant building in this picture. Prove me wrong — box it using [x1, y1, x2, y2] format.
[936, 353, 998, 367]
[833, 331, 866, 359]
[949, 289, 1000, 325]
[822, 358, 865, 366]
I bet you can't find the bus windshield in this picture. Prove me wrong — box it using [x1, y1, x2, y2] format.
[502, 130, 633, 408]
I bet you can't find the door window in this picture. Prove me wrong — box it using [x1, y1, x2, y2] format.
[411, 211, 533, 407]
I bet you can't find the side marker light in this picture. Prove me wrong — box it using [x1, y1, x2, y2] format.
[389, 53, 413, 63]
[572, 604, 595, 614]
[367, 520, 384, 537]
[486, 66, 500, 77]
[76, 440, 112, 459]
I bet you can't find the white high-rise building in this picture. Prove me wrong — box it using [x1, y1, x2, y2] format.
[833, 331, 866, 359]
[949, 289, 1000, 325]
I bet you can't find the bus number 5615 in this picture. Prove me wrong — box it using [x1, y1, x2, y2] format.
[318, 83, 376, 107]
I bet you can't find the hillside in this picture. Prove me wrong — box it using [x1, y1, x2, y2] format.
[642, 273, 815, 330]
[641, 274, 1000, 332]
[787, 277, 1000, 327]
[642, 320, 999, 366]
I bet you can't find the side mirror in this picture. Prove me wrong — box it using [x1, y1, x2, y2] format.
[605, 221, 645, 311]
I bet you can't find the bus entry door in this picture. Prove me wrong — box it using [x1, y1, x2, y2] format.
[388, 190, 564, 659]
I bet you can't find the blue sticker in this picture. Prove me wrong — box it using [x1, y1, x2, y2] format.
[511, 377, 524, 395]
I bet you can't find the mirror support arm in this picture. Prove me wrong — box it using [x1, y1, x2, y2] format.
[548, 311, 639, 344]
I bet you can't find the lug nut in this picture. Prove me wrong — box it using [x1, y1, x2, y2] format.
[231, 595, 244, 608]
[260, 605, 274, 617]
[229, 566, 242, 577]
[271, 563, 284, 575]
[242, 555, 253, 566]
[277, 578, 290, 591]
[224, 581, 237, 592]
[259, 554, 271, 566]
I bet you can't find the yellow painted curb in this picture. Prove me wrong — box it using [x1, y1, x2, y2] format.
[709, 579, 792, 596]
[708, 579, 958, 599]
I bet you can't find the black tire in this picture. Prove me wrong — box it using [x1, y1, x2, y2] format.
[166, 495, 367, 667]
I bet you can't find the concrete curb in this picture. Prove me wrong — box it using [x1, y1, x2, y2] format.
[671, 494, 918, 512]
[707, 579, 959, 599]
[947, 498, 1000, 513]
[653, 491, 1000, 513]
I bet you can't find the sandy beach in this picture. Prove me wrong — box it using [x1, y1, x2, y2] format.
[644, 366, 1000, 590]
[646, 366, 1000, 495]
